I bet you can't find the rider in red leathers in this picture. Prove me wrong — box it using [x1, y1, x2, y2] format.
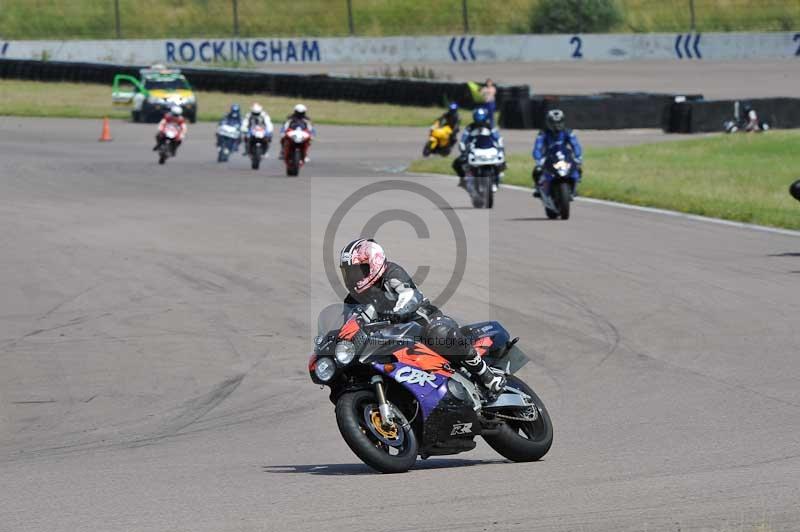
[153, 105, 188, 152]
[280, 103, 315, 162]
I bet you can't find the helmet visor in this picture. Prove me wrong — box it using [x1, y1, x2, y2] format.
[341, 264, 371, 293]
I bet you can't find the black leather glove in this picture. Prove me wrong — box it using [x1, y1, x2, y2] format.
[532, 166, 543, 179]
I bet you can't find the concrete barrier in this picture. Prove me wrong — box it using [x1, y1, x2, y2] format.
[1, 32, 798, 65]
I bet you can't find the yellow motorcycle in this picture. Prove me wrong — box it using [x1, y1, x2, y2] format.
[423, 123, 456, 157]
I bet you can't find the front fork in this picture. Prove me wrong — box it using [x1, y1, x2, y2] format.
[371, 375, 395, 428]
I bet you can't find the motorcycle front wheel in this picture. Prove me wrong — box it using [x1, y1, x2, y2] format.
[287, 148, 301, 177]
[556, 181, 571, 220]
[335, 390, 418, 473]
[251, 144, 262, 170]
[482, 375, 553, 462]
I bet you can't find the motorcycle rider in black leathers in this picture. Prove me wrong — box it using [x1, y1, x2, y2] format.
[339, 238, 507, 395]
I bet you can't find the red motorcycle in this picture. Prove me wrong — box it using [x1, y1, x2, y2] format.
[282, 124, 312, 177]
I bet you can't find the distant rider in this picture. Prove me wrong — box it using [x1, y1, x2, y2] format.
[152, 105, 187, 152]
[241, 103, 274, 156]
[532, 109, 583, 198]
[429, 102, 461, 150]
[480, 78, 497, 128]
[217, 103, 242, 151]
[280, 104, 315, 162]
[339, 238, 507, 395]
[453, 107, 505, 190]
[741, 103, 760, 132]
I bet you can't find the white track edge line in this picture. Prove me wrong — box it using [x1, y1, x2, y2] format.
[406, 172, 800, 238]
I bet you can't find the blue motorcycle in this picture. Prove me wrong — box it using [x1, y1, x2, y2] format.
[535, 142, 579, 220]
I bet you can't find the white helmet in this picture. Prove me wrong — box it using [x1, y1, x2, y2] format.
[293, 104, 307, 117]
[251, 103, 263, 115]
[170, 105, 183, 116]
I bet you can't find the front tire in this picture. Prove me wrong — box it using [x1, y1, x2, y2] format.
[251, 144, 262, 170]
[556, 181, 571, 220]
[335, 390, 418, 474]
[790, 179, 800, 202]
[483, 375, 553, 462]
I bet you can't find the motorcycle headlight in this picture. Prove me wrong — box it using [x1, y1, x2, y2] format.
[314, 357, 336, 382]
[335, 340, 356, 365]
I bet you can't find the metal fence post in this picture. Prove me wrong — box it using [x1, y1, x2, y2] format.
[462, 0, 469, 33]
[347, 0, 355, 35]
[114, 0, 121, 39]
[689, 0, 696, 31]
[233, 0, 240, 36]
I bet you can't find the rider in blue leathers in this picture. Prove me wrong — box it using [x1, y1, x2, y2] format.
[453, 107, 505, 189]
[217, 103, 242, 152]
[532, 109, 583, 198]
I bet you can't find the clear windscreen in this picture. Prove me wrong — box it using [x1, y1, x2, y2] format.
[316, 303, 359, 337]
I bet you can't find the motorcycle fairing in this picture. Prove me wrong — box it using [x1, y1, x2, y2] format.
[373, 361, 449, 419]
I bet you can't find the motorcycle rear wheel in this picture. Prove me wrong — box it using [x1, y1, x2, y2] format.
[335, 390, 418, 473]
[482, 375, 553, 462]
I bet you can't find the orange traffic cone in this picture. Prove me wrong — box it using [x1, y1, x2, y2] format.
[98, 116, 112, 142]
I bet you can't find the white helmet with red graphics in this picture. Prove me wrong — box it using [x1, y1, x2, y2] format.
[339, 238, 387, 295]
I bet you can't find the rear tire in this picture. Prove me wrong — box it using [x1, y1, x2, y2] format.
[483, 375, 553, 462]
[132, 110, 141, 123]
[335, 390, 418, 474]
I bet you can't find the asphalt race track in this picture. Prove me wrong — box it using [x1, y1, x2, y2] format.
[1, 118, 799, 532]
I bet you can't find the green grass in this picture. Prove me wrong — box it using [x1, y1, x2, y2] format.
[0, 0, 795, 39]
[0, 80, 437, 127]
[410, 132, 800, 230]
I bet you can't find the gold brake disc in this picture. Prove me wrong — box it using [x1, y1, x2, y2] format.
[370, 410, 398, 440]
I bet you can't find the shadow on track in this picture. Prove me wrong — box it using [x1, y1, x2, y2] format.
[262, 458, 507, 476]
[506, 217, 550, 222]
[768, 252, 800, 257]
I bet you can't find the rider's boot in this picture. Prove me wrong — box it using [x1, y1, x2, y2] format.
[463, 347, 506, 396]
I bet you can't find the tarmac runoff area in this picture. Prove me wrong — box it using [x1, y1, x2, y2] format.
[264, 59, 800, 100]
[0, 117, 798, 532]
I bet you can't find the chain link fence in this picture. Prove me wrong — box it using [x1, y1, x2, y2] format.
[0, 0, 797, 40]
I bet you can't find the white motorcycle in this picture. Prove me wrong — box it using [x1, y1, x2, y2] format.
[215, 121, 240, 163]
[463, 130, 504, 209]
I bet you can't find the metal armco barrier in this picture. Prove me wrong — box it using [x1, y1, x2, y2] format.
[0, 58, 528, 109]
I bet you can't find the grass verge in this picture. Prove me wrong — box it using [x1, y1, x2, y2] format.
[0, 80, 437, 128]
[0, 0, 795, 39]
[410, 132, 800, 230]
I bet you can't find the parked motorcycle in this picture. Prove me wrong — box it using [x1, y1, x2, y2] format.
[246, 125, 270, 170]
[215, 120, 240, 163]
[536, 144, 578, 220]
[422, 124, 455, 157]
[157, 122, 181, 165]
[463, 130, 504, 209]
[309, 303, 553, 473]
[283, 124, 311, 177]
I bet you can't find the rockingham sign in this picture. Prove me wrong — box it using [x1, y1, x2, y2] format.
[2, 32, 798, 65]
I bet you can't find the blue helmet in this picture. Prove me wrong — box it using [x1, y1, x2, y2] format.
[448, 102, 459, 113]
[472, 107, 489, 125]
[229, 103, 240, 117]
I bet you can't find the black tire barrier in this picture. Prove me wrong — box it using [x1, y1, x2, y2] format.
[0, 58, 528, 110]
[663, 98, 800, 133]
[499, 92, 703, 130]
[790, 179, 800, 202]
